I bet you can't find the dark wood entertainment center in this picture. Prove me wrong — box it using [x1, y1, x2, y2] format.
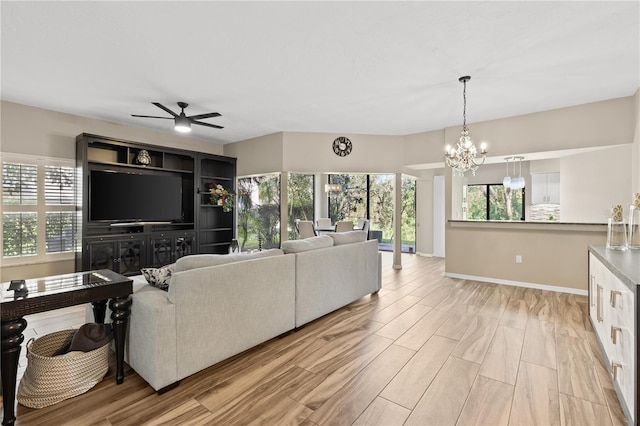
[75, 133, 236, 275]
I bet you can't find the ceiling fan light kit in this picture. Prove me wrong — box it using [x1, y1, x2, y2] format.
[174, 115, 192, 133]
[132, 101, 223, 133]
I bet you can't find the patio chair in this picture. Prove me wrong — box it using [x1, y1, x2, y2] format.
[297, 220, 317, 239]
[334, 220, 354, 233]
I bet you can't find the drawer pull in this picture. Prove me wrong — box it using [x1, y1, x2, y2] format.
[610, 326, 622, 344]
[611, 362, 622, 381]
[610, 290, 622, 308]
[597, 285, 603, 322]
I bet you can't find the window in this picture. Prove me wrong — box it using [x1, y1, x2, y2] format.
[466, 184, 524, 221]
[287, 173, 314, 240]
[1, 155, 75, 264]
[236, 174, 281, 251]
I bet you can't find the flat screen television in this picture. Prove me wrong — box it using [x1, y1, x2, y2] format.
[90, 170, 183, 223]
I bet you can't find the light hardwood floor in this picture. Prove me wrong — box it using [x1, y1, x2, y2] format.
[3, 253, 627, 425]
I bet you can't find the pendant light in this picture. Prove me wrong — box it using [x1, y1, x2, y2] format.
[510, 156, 525, 189]
[444, 76, 487, 175]
[503, 157, 512, 188]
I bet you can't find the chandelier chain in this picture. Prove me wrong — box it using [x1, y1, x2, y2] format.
[462, 79, 467, 131]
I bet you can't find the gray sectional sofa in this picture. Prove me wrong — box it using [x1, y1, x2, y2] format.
[90, 231, 381, 391]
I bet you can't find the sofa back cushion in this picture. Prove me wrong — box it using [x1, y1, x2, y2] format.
[281, 235, 333, 254]
[328, 230, 367, 246]
[175, 248, 284, 272]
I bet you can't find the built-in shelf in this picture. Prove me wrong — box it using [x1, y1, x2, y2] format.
[76, 133, 236, 274]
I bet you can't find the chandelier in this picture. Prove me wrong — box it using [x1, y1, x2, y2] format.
[445, 76, 487, 175]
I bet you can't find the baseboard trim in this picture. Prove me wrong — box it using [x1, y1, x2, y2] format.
[415, 252, 435, 257]
[443, 272, 588, 296]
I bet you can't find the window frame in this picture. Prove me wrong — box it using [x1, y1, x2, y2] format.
[1, 153, 76, 266]
[465, 183, 525, 221]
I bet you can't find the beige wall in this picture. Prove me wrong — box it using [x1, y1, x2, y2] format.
[632, 89, 640, 195]
[403, 129, 445, 168]
[445, 94, 637, 292]
[415, 176, 434, 255]
[442, 96, 634, 160]
[282, 132, 404, 174]
[560, 145, 632, 222]
[223, 132, 284, 176]
[0, 100, 223, 281]
[446, 223, 606, 291]
[1, 101, 224, 159]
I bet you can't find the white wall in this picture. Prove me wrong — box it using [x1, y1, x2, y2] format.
[560, 144, 632, 223]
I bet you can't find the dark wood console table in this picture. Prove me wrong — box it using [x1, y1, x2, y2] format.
[1, 270, 132, 426]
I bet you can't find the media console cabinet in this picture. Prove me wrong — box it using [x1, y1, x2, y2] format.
[75, 133, 236, 275]
[588, 245, 639, 425]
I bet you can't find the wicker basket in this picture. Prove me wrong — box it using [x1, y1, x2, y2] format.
[17, 329, 110, 408]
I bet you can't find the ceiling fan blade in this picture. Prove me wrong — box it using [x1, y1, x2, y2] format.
[193, 120, 224, 129]
[131, 114, 173, 119]
[187, 112, 221, 120]
[152, 102, 178, 117]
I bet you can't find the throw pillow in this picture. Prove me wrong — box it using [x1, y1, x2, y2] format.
[141, 263, 175, 291]
[328, 230, 367, 246]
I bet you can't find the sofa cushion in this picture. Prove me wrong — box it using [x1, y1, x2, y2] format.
[328, 230, 367, 246]
[281, 235, 333, 254]
[141, 263, 175, 291]
[174, 248, 284, 272]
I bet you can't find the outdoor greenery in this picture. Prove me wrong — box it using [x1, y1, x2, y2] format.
[3, 162, 75, 257]
[237, 174, 281, 251]
[236, 172, 417, 251]
[287, 174, 314, 240]
[466, 184, 524, 221]
[329, 173, 416, 247]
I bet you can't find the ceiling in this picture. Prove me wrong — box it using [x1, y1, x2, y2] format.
[2, 1, 638, 145]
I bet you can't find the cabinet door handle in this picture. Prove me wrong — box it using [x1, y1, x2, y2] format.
[610, 290, 622, 308]
[597, 285, 603, 322]
[610, 326, 622, 344]
[611, 362, 622, 381]
[590, 274, 596, 307]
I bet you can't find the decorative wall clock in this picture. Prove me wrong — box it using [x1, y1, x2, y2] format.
[332, 137, 352, 157]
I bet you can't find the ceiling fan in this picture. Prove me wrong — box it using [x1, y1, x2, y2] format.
[132, 102, 223, 133]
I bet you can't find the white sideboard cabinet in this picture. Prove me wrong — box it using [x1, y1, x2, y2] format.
[588, 246, 639, 425]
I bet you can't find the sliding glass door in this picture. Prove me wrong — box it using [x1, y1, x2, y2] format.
[327, 173, 416, 252]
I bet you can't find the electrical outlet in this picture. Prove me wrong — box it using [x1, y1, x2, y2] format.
[516, 255, 523, 264]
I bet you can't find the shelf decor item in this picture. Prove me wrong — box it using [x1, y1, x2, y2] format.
[208, 182, 234, 212]
[135, 149, 151, 166]
[628, 193, 640, 249]
[607, 204, 627, 250]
